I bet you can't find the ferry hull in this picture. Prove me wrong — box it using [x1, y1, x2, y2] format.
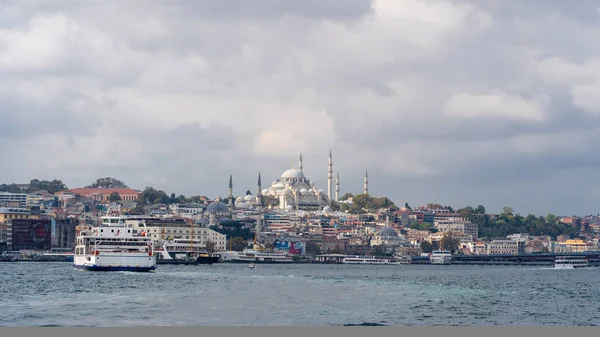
[73, 264, 156, 272]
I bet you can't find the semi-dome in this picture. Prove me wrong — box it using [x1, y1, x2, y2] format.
[273, 182, 285, 189]
[196, 217, 210, 225]
[261, 189, 269, 195]
[205, 200, 229, 213]
[235, 196, 244, 202]
[244, 195, 255, 202]
[378, 227, 398, 236]
[281, 169, 306, 179]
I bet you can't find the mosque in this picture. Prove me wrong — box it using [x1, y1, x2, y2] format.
[221, 151, 369, 212]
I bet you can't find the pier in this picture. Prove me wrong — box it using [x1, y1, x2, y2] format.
[448, 252, 600, 266]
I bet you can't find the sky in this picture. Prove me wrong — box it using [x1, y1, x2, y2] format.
[1, 0, 600, 216]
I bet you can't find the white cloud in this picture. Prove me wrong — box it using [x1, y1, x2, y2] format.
[442, 92, 546, 122]
[1, 0, 600, 215]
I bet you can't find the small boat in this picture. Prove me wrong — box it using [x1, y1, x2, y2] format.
[248, 262, 256, 269]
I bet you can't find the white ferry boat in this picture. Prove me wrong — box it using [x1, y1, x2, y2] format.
[342, 256, 399, 265]
[74, 206, 156, 272]
[225, 243, 293, 264]
[155, 238, 221, 265]
[430, 250, 452, 265]
[554, 255, 589, 269]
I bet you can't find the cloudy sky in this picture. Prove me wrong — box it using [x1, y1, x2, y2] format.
[1, 0, 600, 216]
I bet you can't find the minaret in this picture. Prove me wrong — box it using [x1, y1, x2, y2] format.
[228, 174, 233, 212]
[256, 172, 263, 243]
[299, 153, 303, 172]
[335, 171, 340, 202]
[363, 169, 369, 195]
[256, 173, 262, 208]
[327, 150, 333, 204]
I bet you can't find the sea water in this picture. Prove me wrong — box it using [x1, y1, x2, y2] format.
[1, 262, 599, 326]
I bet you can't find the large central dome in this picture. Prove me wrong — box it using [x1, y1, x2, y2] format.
[280, 168, 306, 179]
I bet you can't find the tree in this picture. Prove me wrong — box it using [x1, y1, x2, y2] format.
[440, 233, 460, 254]
[340, 193, 354, 201]
[109, 192, 122, 202]
[503, 206, 514, 215]
[475, 205, 486, 214]
[86, 177, 128, 188]
[372, 244, 387, 256]
[405, 202, 412, 210]
[305, 242, 321, 256]
[227, 237, 248, 251]
[420, 240, 433, 253]
[205, 240, 216, 253]
[546, 214, 557, 224]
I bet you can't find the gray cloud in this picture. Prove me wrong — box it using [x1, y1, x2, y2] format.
[1, 0, 600, 215]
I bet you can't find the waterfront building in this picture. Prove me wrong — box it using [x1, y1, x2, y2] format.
[486, 239, 523, 255]
[554, 239, 598, 253]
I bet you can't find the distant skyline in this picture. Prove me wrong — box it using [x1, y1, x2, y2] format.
[2, 0, 600, 216]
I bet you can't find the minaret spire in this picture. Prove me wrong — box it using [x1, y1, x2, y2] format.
[299, 153, 303, 172]
[363, 169, 369, 195]
[327, 149, 333, 204]
[256, 172, 263, 210]
[228, 174, 233, 211]
[335, 171, 340, 202]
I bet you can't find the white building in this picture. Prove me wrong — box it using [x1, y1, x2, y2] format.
[0, 192, 27, 207]
[126, 219, 227, 251]
[434, 217, 478, 240]
[487, 240, 520, 255]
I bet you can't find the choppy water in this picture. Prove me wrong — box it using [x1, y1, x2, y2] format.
[1, 262, 599, 326]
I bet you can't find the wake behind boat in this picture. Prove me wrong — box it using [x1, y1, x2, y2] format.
[73, 205, 156, 272]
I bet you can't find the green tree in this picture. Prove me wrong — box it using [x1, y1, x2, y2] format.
[109, 192, 122, 202]
[475, 205, 486, 214]
[503, 206, 514, 215]
[340, 193, 354, 201]
[305, 242, 321, 256]
[440, 233, 460, 254]
[86, 177, 128, 188]
[227, 237, 248, 251]
[545, 214, 557, 224]
[420, 240, 433, 253]
[405, 202, 412, 210]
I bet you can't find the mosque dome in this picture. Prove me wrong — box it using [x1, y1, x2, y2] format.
[281, 169, 306, 179]
[261, 189, 269, 195]
[273, 182, 285, 189]
[244, 195, 255, 202]
[235, 196, 244, 203]
[205, 200, 229, 213]
[196, 217, 210, 225]
[378, 227, 398, 237]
